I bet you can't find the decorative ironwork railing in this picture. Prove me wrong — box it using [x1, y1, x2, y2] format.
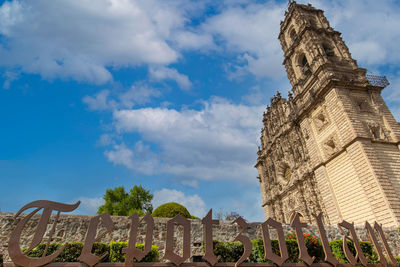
[366, 74, 390, 88]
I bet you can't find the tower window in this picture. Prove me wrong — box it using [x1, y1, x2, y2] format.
[308, 18, 317, 27]
[300, 55, 311, 76]
[290, 29, 298, 43]
[323, 44, 335, 57]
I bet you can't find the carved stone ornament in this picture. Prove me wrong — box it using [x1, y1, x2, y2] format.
[313, 110, 329, 132]
[365, 120, 390, 141]
[276, 162, 292, 186]
[302, 126, 310, 139]
[353, 97, 372, 113]
[323, 134, 340, 157]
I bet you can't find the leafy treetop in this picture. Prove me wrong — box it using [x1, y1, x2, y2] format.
[97, 185, 153, 216]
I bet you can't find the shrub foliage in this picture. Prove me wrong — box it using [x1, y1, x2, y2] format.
[19, 235, 393, 265]
[212, 233, 381, 264]
[109, 242, 159, 262]
[152, 202, 192, 219]
[25, 242, 158, 263]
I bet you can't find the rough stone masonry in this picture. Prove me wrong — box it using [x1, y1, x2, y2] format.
[1, 212, 399, 262]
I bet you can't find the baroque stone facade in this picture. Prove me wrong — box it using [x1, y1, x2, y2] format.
[256, 2, 400, 227]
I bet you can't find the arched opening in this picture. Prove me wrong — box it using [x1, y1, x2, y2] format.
[290, 29, 298, 43]
[308, 17, 317, 27]
[323, 44, 335, 57]
[288, 211, 305, 224]
[299, 54, 311, 76]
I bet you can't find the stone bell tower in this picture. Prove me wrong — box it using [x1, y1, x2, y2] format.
[256, 1, 400, 227]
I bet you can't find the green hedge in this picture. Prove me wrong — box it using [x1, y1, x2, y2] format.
[213, 241, 244, 262]
[212, 236, 383, 264]
[109, 241, 158, 262]
[17, 238, 397, 265]
[330, 240, 378, 264]
[25, 242, 158, 262]
[213, 237, 323, 263]
[26, 242, 109, 262]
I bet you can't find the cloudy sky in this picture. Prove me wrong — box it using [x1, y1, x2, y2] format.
[1, 0, 400, 221]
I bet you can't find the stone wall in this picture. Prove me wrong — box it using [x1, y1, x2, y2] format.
[1, 212, 399, 262]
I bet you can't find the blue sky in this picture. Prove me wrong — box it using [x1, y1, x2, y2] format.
[1, 0, 400, 221]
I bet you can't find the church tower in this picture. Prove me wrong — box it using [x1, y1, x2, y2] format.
[256, 1, 400, 227]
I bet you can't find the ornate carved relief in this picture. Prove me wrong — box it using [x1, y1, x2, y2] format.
[365, 120, 390, 141]
[276, 163, 291, 186]
[313, 110, 329, 132]
[353, 97, 372, 113]
[323, 134, 340, 157]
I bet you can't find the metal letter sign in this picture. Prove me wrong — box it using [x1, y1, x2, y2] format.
[4, 200, 398, 267]
[164, 214, 191, 266]
[123, 213, 154, 267]
[78, 212, 114, 267]
[201, 209, 219, 266]
[313, 213, 338, 266]
[8, 200, 80, 267]
[261, 217, 288, 266]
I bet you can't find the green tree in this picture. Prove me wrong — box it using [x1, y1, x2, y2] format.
[97, 185, 153, 216]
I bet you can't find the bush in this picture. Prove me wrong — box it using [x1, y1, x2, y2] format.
[25, 242, 158, 263]
[250, 238, 271, 263]
[25, 242, 109, 262]
[213, 241, 244, 262]
[109, 242, 158, 262]
[286, 232, 324, 262]
[329, 240, 378, 264]
[250, 236, 324, 263]
[152, 202, 192, 219]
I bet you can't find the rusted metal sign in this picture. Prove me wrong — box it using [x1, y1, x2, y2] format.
[3, 200, 398, 267]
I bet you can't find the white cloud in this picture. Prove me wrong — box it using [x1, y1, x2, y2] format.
[74, 197, 105, 214]
[105, 141, 159, 175]
[1, 0, 400, 85]
[152, 189, 206, 218]
[201, 2, 286, 79]
[181, 179, 199, 188]
[106, 98, 264, 184]
[83, 82, 161, 111]
[2, 70, 19, 89]
[149, 66, 192, 91]
[172, 31, 215, 51]
[119, 83, 162, 108]
[104, 143, 135, 170]
[0, 0, 186, 83]
[97, 134, 114, 146]
[83, 90, 115, 111]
